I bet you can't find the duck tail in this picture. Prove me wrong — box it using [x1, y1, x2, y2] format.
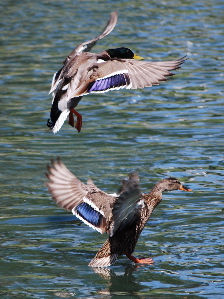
[51, 109, 70, 134]
[88, 239, 118, 267]
[47, 88, 70, 133]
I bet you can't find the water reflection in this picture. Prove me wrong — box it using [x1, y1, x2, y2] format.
[91, 266, 205, 299]
[93, 266, 144, 298]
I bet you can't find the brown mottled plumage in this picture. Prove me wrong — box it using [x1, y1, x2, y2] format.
[47, 11, 186, 133]
[46, 158, 192, 267]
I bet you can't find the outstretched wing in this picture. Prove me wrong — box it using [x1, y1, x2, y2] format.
[69, 11, 118, 57]
[110, 172, 142, 236]
[46, 158, 115, 234]
[85, 56, 186, 93]
[49, 11, 118, 95]
[46, 158, 88, 210]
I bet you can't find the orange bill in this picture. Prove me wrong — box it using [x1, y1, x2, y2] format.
[179, 184, 192, 192]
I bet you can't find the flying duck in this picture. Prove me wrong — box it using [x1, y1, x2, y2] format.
[47, 11, 186, 133]
[46, 158, 192, 267]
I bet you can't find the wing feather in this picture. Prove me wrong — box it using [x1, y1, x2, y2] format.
[111, 172, 142, 236]
[69, 11, 118, 57]
[46, 159, 114, 232]
[89, 56, 186, 91]
[49, 12, 118, 94]
[46, 159, 88, 211]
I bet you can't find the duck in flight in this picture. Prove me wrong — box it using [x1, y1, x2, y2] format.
[46, 158, 192, 267]
[47, 11, 186, 133]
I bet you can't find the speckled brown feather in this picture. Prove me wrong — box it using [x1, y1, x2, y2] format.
[89, 179, 191, 267]
[46, 160, 192, 267]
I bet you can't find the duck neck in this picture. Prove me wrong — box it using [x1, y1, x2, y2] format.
[144, 181, 166, 205]
[153, 182, 166, 196]
[141, 192, 161, 215]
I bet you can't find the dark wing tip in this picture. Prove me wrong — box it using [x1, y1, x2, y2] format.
[69, 11, 118, 56]
[177, 55, 188, 66]
[46, 156, 60, 174]
[128, 171, 140, 182]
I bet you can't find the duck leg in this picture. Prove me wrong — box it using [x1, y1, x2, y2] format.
[68, 110, 75, 127]
[126, 253, 154, 265]
[68, 108, 83, 132]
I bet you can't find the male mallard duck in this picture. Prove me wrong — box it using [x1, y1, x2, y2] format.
[46, 159, 192, 267]
[47, 11, 186, 133]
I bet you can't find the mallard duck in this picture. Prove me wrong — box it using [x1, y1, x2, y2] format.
[47, 11, 186, 133]
[46, 158, 192, 267]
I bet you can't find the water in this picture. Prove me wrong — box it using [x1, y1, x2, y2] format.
[1, 0, 224, 298]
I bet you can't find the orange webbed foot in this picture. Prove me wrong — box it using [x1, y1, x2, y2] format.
[126, 253, 154, 265]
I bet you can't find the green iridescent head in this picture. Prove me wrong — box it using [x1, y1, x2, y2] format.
[106, 47, 144, 59]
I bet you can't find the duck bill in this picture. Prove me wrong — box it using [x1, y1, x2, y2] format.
[179, 184, 192, 192]
[133, 53, 144, 60]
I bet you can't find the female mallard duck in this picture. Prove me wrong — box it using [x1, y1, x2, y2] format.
[46, 159, 192, 267]
[47, 11, 186, 133]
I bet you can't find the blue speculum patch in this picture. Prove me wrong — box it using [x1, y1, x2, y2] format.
[76, 202, 102, 227]
[88, 73, 130, 92]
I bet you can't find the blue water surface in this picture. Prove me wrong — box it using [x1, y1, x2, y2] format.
[0, 0, 223, 298]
